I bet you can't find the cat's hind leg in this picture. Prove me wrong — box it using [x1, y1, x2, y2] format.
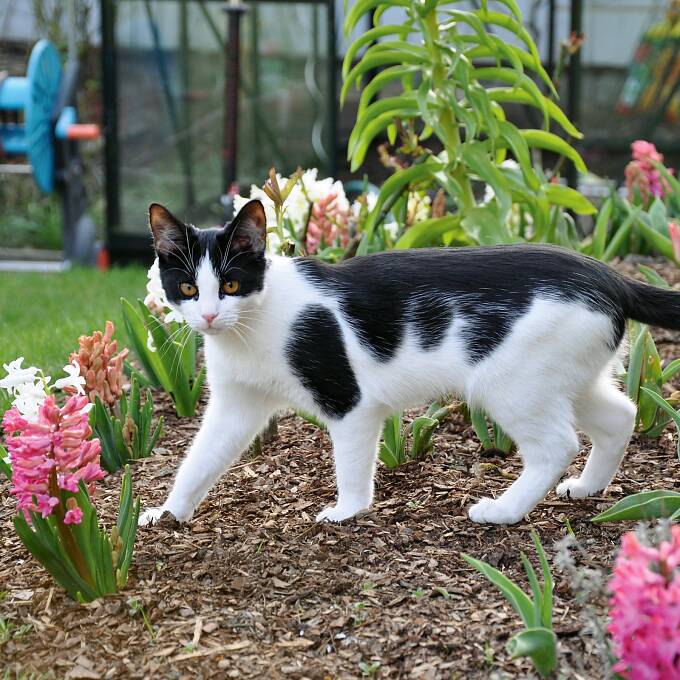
[468, 405, 580, 524]
[556, 375, 636, 499]
[316, 409, 386, 523]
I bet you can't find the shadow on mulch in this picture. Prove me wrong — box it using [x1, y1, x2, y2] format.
[2, 257, 680, 679]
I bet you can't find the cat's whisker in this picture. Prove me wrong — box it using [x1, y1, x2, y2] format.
[169, 325, 195, 377]
[230, 323, 247, 346]
[160, 325, 191, 365]
[233, 320, 255, 335]
[158, 321, 190, 350]
[168, 239, 195, 274]
[222, 249, 250, 272]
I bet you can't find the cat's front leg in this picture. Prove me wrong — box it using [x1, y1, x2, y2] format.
[316, 411, 385, 523]
[139, 387, 277, 526]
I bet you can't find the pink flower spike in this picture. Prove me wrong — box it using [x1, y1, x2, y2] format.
[626, 140, 674, 206]
[3, 394, 105, 523]
[608, 527, 680, 679]
[632, 139, 664, 164]
[669, 222, 680, 261]
[63, 507, 83, 525]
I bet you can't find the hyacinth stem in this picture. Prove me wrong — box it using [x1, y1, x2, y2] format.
[48, 470, 93, 588]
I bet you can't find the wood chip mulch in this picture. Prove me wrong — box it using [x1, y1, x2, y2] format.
[2, 257, 680, 679]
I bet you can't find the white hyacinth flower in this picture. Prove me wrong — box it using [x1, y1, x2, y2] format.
[146, 331, 157, 353]
[0, 357, 40, 392]
[54, 361, 86, 394]
[144, 258, 185, 324]
[11, 379, 49, 422]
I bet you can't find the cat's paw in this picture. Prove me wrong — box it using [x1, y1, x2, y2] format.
[468, 497, 525, 525]
[138, 507, 166, 527]
[138, 507, 185, 527]
[556, 477, 600, 499]
[315, 503, 366, 523]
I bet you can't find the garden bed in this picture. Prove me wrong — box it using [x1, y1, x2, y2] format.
[2, 258, 680, 679]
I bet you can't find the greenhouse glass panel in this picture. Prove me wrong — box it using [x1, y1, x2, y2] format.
[106, 0, 336, 255]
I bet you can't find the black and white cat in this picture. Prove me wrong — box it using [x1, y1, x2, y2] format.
[139, 199, 680, 527]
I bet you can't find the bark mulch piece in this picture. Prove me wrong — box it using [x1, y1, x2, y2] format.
[2, 256, 680, 679]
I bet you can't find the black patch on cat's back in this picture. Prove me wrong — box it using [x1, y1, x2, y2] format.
[287, 305, 361, 418]
[295, 245, 633, 363]
[295, 258, 452, 361]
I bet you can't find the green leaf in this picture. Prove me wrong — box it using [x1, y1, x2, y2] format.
[364, 162, 440, 239]
[445, 10, 496, 53]
[640, 386, 680, 431]
[470, 409, 492, 449]
[13, 513, 95, 600]
[461, 553, 535, 628]
[476, 10, 541, 69]
[507, 628, 557, 678]
[350, 110, 419, 170]
[520, 552, 543, 628]
[0, 447, 11, 480]
[638, 264, 671, 289]
[531, 530, 553, 630]
[592, 197, 613, 260]
[410, 416, 439, 458]
[342, 50, 423, 105]
[662, 358, 680, 382]
[592, 489, 680, 523]
[486, 88, 581, 138]
[460, 142, 511, 215]
[496, 120, 540, 192]
[357, 65, 420, 117]
[520, 130, 587, 173]
[633, 211, 676, 261]
[394, 216, 461, 249]
[342, 24, 413, 78]
[349, 94, 419, 159]
[379, 414, 406, 468]
[344, 0, 409, 35]
[626, 322, 647, 400]
[121, 298, 161, 387]
[602, 209, 637, 261]
[461, 203, 516, 245]
[543, 184, 596, 215]
[466, 42, 555, 94]
[475, 69, 549, 127]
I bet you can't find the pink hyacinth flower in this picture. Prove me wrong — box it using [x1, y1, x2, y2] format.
[64, 507, 84, 525]
[632, 140, 665, 164]
[608, 526, 680, 679]
[2, 395, 105, 523]
[626, 140, 674, 205]
[669, 222, 680, 262]
[305, 192, 350, 255]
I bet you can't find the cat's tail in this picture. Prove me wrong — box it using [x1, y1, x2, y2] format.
[623, 278, 680, 330]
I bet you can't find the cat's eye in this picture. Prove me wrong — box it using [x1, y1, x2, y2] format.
[179, 282, 197, 297]
[222, 280, 240, 295]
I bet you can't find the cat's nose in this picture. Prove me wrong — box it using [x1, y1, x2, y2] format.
[202, 313, 218, 325]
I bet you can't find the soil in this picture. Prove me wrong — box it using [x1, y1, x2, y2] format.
[2, 257, 680, 680]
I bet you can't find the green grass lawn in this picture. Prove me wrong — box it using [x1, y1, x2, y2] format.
[0, 266, 147, 376]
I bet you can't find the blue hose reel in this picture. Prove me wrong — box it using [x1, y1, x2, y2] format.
[0, 40, 100, 263]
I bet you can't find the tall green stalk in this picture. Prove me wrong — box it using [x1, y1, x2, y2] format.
[343, 0, 594, 249]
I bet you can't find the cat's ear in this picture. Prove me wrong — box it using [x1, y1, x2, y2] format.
[148, 203, 188, 256]
[225, 200, 267, 254]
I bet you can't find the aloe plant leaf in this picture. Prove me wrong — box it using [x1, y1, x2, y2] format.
[592, 489, 680, 523]
[507, 628, 557, 678]
[461, 553, 535, 627]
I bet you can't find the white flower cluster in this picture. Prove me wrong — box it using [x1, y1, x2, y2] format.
[233, 169, 352, 251]
[0, 357, 85, 422]
[144, 259, 185, 325]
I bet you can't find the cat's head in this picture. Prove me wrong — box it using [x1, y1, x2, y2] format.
[149, 200, 268, 335]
